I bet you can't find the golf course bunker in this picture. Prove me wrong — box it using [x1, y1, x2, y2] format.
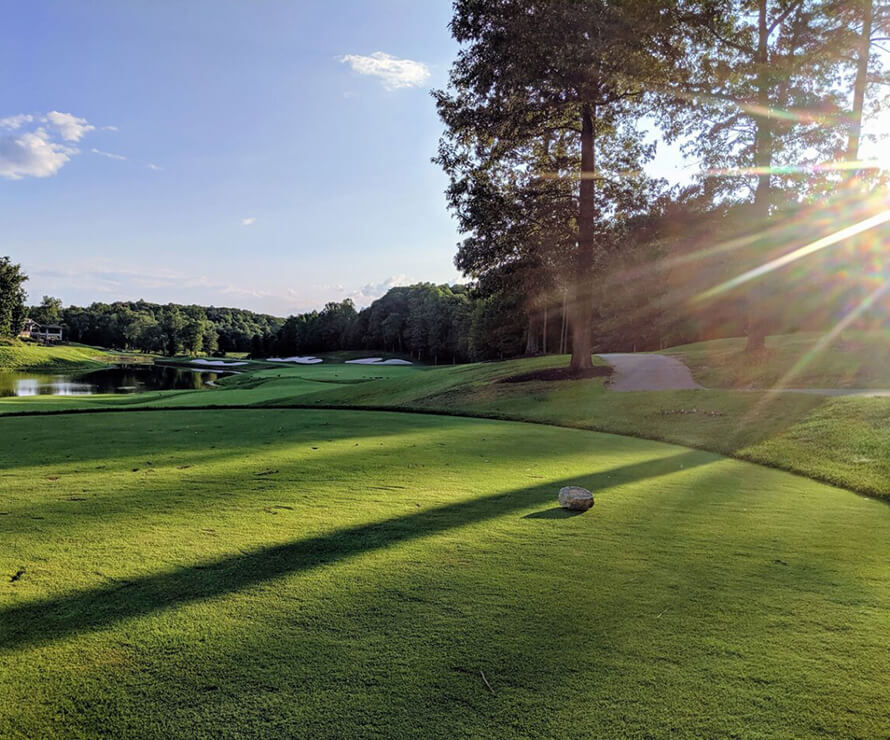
[345, 357, 414, 365]
[189, 359, 249, 367]
[266, 356, 324, 364]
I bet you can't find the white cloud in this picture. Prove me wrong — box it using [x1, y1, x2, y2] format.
[348, 274, 412, 305]
[45, 111, 95, 141]
[103, 125, 119, 132]
[32, 265, 278, 302]
[241, 217, 257, 226]
[91, 147, 126, 161]
[146, 163, 163, 171]
[0, 111, 107, 179]
[339, 52, 430, 90]
[0, 130, 75, 180]
[0, 114, 34, 130]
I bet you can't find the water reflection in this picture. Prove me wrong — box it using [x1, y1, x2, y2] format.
[0, 365, 228, 397]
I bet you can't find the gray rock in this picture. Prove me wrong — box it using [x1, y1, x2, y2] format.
[558, 486, 594, 511]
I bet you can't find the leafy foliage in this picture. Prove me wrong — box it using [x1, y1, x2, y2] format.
[0, 257, 28, 339]
[58, 301, 284, 356]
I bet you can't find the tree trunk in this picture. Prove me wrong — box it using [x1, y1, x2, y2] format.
[846, 0, 873, 165]
[542, 306, 548, 354]
[570, 103, 596, 371]
[745, 0, 772, 353]
[524, 312, 540, 355]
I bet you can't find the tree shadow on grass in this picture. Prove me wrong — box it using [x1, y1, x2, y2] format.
[0, 449, 713, 653]
[0, 407, 477, 472]
[523, 507, 587, 519]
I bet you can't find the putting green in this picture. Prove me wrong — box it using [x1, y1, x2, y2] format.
[1, 409, 888, 737]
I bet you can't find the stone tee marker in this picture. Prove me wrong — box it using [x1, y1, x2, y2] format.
[558, 486, 594, 512]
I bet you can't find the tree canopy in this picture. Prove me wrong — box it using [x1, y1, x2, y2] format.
[0, 257, 28, 339]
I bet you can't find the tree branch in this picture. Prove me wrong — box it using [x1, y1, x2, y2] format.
[767, 0, 806, 36]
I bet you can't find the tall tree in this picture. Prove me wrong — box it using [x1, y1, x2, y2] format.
[444, 132, 576, 356]
[666, 0, 849, 350]
[834, 0, 890, 167]
[436, 0, 676, 371]
[0, 257, 28, 338]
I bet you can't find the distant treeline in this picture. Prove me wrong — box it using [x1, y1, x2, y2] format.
[33, 285, 529, 362]
[262, 283, 525, 363]
[46, 301, 284, 356]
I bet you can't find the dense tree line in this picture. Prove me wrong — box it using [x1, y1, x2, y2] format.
[263, 283, 526, 363]
[46, 300, 284, 356]
[15, 285, 523, 362]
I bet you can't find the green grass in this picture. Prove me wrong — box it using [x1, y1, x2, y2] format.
[3, 409, 889, 737]
[293, 358, 890, 497]
[0, 342, 125, 373]
[663, 330, 890, 389]
[2, 354, 888, 497]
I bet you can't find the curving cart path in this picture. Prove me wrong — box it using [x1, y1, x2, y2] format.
[598, 353, 702, 391]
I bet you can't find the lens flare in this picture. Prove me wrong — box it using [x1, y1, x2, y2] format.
[698, 209, 890, 302]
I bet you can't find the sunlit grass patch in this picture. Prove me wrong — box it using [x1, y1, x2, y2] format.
[2, 409, 889, 737]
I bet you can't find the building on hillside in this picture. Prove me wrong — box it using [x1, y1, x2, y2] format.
[20, 318, 64, 343]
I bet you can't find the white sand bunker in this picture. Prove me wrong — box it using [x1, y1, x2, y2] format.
[267, 356, 323, 364]
[190, 359, 249, 367]
[345, 357, 413, 365]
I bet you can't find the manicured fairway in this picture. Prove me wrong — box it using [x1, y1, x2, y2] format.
[2, 409, 889, 738]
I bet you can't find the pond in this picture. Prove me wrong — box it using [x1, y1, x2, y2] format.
[0, 364, 230, 397]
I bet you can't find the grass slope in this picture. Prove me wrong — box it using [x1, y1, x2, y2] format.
[2, 409, 889, 737]
[1, 353, 888, 497]
[193, 357, 889, 498]
[0, 342, 127, 373]
[663, 331, 890, 389]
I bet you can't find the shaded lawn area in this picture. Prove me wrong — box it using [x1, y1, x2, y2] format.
[2, 409, 889, 737]
[662, 331, 890, 389]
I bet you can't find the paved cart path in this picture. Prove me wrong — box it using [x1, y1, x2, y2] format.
[598, 353, 703, 391]
[598, 353, 890, 395]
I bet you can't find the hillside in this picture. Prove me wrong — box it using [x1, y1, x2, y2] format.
[0, 342, 125, 373]
[663, 331, 890, 389]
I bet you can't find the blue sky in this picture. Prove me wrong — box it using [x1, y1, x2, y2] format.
[1, 0, 688, 316]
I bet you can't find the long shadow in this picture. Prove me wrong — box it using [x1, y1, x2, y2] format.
[0, 449, 712, 653]
[0, 414, 634, 533]
[0, 407, 476, 472]
[523, 507, 586, 519]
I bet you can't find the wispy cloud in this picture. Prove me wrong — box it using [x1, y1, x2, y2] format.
[339, 52, 430, 90]
[45, 111, 95, 142]
[0, 114, 34, 130]
[146, 163, 163, 171]
[32, 265, 278, 301]
[91, 147, 127, 161]
[241, 217, 257, 226]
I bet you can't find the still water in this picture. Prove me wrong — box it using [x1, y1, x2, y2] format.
[0, 365, 228, 397]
